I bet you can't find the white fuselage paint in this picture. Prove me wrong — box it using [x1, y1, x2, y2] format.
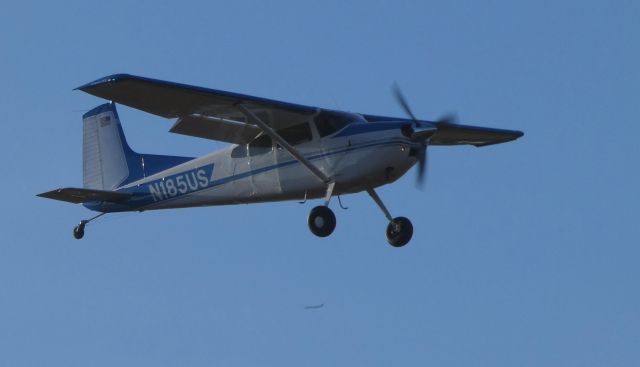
[118, 125, 418, 211]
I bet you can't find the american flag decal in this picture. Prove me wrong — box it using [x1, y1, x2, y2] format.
[99, 115, 112, 127]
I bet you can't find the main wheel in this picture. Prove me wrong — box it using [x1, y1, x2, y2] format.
[73, 225, 85, 240]
[308, 206, 336, 237]
[386, 217, 413, 247]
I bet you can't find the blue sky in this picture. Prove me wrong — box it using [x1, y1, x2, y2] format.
[1, 0, 639, 366]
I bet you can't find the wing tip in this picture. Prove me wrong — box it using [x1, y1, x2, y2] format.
[471, 129, 525, 147]
[75, 73, 134, 91]
[36, 190, 56, 198]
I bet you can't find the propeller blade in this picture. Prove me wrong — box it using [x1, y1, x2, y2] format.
[393, 83, 418, 122]
[437, 112, 459, 125]
[415, 144, 427, 190]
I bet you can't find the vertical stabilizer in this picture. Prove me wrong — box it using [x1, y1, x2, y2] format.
[82, 103, 194, 191]
[83, 103, 131, 190]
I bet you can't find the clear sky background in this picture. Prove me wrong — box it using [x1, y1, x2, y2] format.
[1, 0, 638, 366]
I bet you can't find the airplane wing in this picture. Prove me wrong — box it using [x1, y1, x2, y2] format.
[37, 188, 132, 204]
[363, 114, 523, 147]
[427, 123, 524, 147]
[78, 74, 522, 147]
[76, 74, 317, 144]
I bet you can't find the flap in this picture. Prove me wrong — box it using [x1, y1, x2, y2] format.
[170, 114, 262, 144]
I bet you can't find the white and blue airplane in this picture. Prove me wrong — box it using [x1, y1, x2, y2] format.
[38, 74, 523, 247]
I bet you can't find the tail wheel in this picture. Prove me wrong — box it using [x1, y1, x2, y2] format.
[308, 206, 336, 237]
[73, 225, 85, 240]
[386, 217, 413, 247]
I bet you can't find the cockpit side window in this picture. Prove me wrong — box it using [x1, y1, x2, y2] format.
[248, 134, 272, 156]
[315, 111, 356, 137]
[276, 123, 312, 146]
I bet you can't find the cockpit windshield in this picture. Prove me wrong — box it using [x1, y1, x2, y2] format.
[314, 111, 365, 137]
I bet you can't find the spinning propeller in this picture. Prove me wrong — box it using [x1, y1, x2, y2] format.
[393, 84, 457, 189]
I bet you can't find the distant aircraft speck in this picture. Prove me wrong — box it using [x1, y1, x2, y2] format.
[304, 304, 324, 310]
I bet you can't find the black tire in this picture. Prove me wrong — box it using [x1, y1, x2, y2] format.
[73, 225, 84, 240]
[308, 206, 336, 237]
[386, 217, 413, 247]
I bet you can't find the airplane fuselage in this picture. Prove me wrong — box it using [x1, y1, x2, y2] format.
[85, 122, 418, 213]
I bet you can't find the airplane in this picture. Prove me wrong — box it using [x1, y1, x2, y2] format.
[38, 74, 523, 247]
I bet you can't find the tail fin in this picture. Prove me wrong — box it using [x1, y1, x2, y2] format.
[82, 103, 193, 190]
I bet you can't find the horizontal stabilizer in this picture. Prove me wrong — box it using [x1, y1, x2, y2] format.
[37, 188, 132, 204]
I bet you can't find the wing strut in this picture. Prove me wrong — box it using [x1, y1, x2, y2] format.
[235, 104, 332, 185]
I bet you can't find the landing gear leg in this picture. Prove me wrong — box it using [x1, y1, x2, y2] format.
[366, 188, 413, 247]
[72, 213, 106, 240]
[308, 182, 337, 237]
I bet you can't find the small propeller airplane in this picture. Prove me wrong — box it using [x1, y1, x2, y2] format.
[38, 74, 523, 247]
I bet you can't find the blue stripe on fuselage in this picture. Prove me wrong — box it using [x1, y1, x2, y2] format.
[84, 164, 215, 210]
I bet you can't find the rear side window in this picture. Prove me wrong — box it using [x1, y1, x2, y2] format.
[248, 134, 272, 156]
[276, 123, 312, 146]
